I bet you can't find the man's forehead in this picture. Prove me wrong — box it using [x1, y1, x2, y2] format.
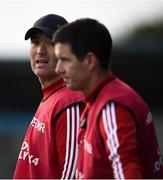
[54, 43, 75, 61]
[55, 42, 71, 50]
[30, 30, 49, 40]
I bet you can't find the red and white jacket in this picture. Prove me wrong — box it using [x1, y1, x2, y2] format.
[76, 71, 163, 179]
[14, 79, 84, 179]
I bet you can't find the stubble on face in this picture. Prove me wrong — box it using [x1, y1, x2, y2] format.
[29, 33, 59, 87]
[54, 43, 93, 94]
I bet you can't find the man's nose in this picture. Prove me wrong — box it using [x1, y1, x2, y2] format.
[37, 43, 47, 54]
[55, 61, 64, 74]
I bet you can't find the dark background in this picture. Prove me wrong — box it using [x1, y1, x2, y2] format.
[0, 20, 163, 178]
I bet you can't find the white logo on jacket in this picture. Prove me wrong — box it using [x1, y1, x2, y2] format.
[83, 138, 93, 154]
[76, 169, 84, 179]
[31, 117, 45, 133]
[18, 141, 39, 166]
[153, 149, 163, 173]
[146, 112, 152, 125]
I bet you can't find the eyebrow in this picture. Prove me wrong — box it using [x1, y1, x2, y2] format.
[30, 31, 48, 40]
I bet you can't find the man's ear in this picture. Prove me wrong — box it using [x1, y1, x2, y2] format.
[85, 52, 97, 71]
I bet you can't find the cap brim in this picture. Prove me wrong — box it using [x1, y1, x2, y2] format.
[24, 27, 53, 40]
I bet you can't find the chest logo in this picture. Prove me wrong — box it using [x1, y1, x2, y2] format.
[31, 117, 45, 133]
[83, 138, 93, 154]
[19, 141, 39, 166]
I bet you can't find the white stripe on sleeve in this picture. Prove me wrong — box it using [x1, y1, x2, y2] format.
[65, 106, 75, 178]
[70, 105, 80, 179]
[102, 102, 125, 179]
[61, 105, 80, 179]
[61, 107, 70, 179]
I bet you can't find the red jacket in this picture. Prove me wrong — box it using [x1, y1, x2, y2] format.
[14, 79, 84, 179]
[76, 71, 163, 179]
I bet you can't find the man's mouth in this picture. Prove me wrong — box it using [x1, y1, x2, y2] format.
[36, 59, 48, 64]
[63, 77, 69, 83]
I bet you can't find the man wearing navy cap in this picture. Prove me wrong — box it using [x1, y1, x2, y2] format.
[13, 14, 84, 179]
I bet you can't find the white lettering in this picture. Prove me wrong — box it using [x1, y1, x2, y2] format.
[76, 169, 84, 179]
[40, 123, 45, 133]
[146, 112, 153, 125]
[31, 117, 45, 133]
[18, 141, 39, 166]
[28, 154, 34, 164]
[153, 149, 163, 172]
[32, 158, 39, 166]
[18, 150, 23, 159]
[155, 161, 161, 171]
[83, 139, 92, 154]
[21, 141, 29, 151]
[23, 151, 29, 160]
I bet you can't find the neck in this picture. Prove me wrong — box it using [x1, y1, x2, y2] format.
[83, 70, 107, 97]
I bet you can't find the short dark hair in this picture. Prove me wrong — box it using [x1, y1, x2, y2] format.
[52, 18, 112, 70]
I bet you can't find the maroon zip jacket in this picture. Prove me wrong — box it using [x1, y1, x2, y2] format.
[76, 71, 163, 179]
[14, 79, 84, 179]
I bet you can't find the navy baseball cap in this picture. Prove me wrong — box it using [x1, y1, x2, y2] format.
[25, 14, 68, 40]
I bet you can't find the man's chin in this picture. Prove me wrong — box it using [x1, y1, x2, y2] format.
[66, 84, 77, 91]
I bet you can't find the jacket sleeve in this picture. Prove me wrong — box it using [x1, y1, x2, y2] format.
[99, 101, 144, 179]
[54, 104, 82, 179]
